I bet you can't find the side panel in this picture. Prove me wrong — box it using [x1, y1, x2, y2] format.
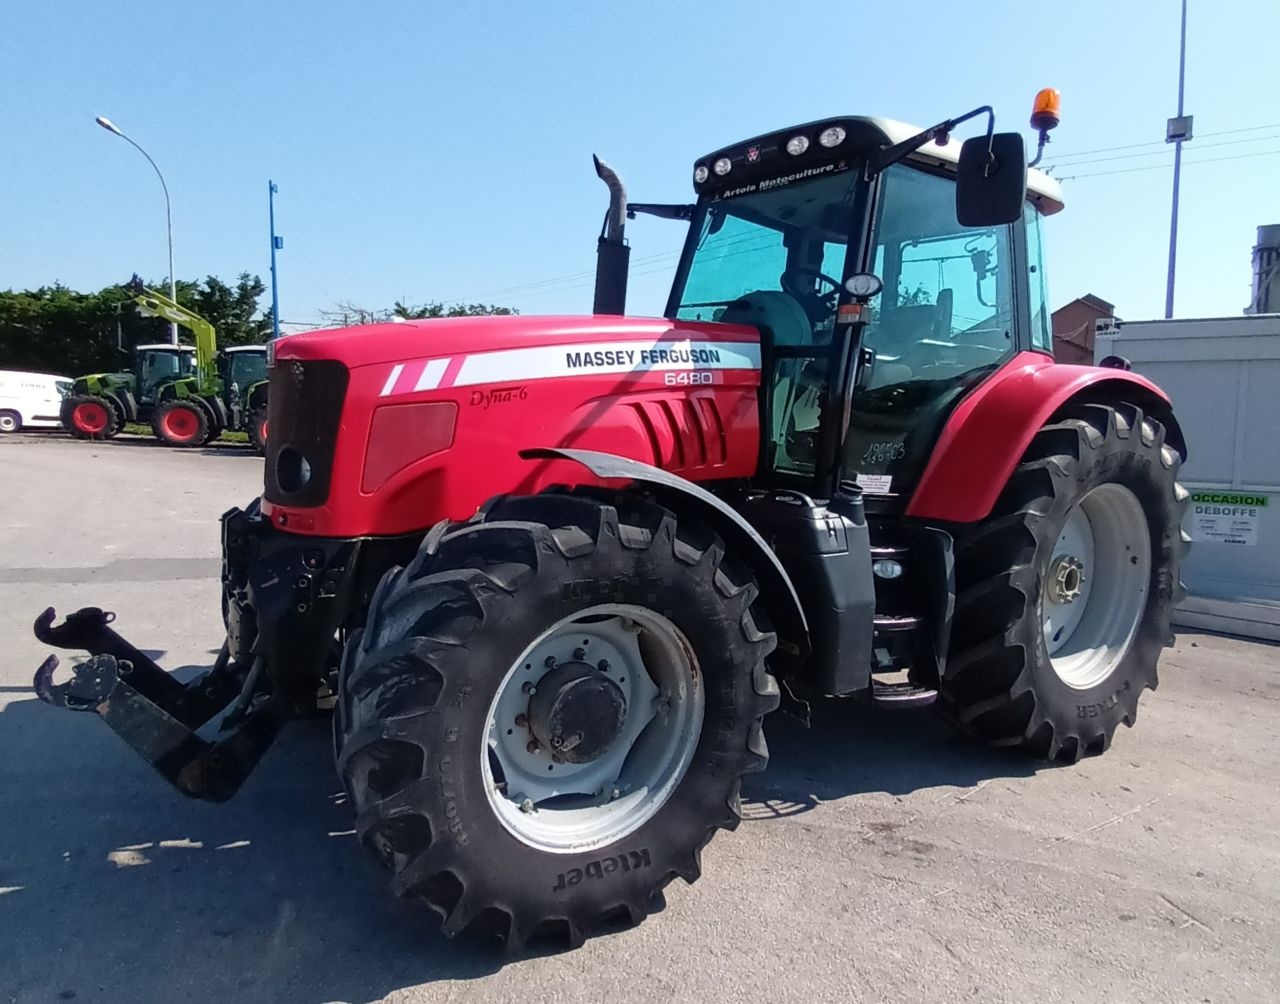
[906, 352, 1178, 523]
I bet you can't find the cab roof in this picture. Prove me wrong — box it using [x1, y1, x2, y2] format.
[695, 115, 1064, 217]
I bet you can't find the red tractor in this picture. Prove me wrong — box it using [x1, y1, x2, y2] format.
[33, 95, 1188, 949]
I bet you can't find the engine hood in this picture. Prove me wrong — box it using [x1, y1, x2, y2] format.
[274, 314, 760, 369]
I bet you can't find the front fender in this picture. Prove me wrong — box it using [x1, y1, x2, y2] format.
[521, 447, 811, 662]
[907, 352, 1183, 523]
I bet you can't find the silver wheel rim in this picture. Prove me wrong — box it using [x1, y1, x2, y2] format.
[481, 604, 705, 854]
[1043, 483, 1151, 689]
[0, 415, 16, 432]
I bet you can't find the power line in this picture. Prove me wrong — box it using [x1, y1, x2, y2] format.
[1057, 147, 1280, 181]
[1046, 132, 1280, 172]
[1045, 121, 1280, 163]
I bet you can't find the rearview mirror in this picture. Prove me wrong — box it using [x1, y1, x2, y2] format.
[956, 133, 1027, 227]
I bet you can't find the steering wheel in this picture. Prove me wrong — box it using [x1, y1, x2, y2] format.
[781, 267, 842, 324]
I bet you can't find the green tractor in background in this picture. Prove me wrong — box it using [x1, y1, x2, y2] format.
[61, 342, 196, 440]
[61, 277, 271, 452]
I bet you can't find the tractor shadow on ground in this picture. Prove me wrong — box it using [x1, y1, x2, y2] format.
[0, 689, 502, 1004]
[740, 699, 1050, 821]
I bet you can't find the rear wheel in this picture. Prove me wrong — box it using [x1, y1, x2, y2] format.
[152, 399, 209, 447]
[0, 410, 19, 433]
[62, 395, 119, 440]
[249, 406, 268, 455]
[336, 491, 778, 949]
[940, 402, 1189, 761]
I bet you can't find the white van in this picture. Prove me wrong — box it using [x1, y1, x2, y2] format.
[0, 370, 75, 432]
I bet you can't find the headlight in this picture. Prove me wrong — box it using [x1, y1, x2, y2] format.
[819, 126, 847, 148]
[786, 134, 810, 156]
[713, 157, 732, 176]
[693, 164, 709, 184]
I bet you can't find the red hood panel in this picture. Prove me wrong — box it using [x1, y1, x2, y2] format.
[276, 314, 760, 368]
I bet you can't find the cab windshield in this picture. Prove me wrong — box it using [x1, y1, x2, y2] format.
[670, 169, 861, 476]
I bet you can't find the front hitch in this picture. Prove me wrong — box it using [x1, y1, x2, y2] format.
[32, 606, 283, 802]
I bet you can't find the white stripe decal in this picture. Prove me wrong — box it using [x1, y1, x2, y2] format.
[379, 363, 405, 397]
[453, 340, 760, 388]
[414, 357, 450, 392]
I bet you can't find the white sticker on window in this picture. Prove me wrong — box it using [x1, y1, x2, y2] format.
[856, 474, 893, 494]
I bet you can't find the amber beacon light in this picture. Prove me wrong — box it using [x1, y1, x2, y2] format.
[1028, 87, 1061, 166]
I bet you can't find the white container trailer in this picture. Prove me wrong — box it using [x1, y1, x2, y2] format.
[1095, 314, 1280, 639]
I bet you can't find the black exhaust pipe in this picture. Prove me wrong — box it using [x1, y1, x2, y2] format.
[592, 155, 630, 315]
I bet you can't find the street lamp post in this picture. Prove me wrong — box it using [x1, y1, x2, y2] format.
[95, 116, 179, 344]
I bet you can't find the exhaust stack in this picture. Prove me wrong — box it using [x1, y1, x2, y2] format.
[1248, 224, 1280, 315]
[592, 155, 630, 315]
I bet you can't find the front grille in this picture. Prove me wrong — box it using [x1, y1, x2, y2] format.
[264, 359, 349, 507]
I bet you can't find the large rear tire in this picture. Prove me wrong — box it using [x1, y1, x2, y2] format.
[336, 490, 778, 949]
[940, 402, 1189, 761]
[152, 399, 209, 447]
[0, 410, 20, 433]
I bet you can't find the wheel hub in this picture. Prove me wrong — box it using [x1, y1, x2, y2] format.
[1048, 555, 1086, 603]
[527, 661, 627, 764]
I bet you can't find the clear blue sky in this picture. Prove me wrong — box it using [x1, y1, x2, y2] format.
[3, 0, 1277, 327]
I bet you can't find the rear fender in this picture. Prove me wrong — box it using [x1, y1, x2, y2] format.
[521, 447, 811, 663]
[907, 353, 1184, 524]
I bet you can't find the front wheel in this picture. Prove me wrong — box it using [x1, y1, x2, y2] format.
[152, 399, 209, 447]
[336, 491, 778, 949]
[941, 402, 1189, 761]
[61, 395, 120, 440]
[248, 406, 268, 455]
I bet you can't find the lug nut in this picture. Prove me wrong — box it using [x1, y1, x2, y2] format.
[597, 659, 610, 673]
[551, 753, 563, 764]
[519, 797, 534, 814]
[573, 647, 586, 661]
[514, 713, 528, 727]
[521, 681, 536, 695]
[526, 738, 540, 754]
[544, 655, 557, 669]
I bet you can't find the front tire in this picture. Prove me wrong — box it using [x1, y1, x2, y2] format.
[61, 395, 120, 440]
[248, 406, 268, 455]
[336, 491, 778, 949]
[152, 399, 209, 447]
[941, 402, 1189, 761]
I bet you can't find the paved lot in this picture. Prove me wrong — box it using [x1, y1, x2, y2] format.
[1, 434, 1278, 1003]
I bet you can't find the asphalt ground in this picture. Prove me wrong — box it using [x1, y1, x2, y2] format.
[1, 432, 1277, 1003]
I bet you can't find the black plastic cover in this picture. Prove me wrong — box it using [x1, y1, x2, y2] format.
[738, 489, 875, 696]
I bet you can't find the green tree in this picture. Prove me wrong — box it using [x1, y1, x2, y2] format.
[0, 274, 271, 376]
[318, 299, 517, 326]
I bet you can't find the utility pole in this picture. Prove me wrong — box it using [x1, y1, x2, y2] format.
[269, 181, 283, 340]
[1164, 0, 1192, 319]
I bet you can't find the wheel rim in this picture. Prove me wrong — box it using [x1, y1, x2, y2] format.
[0, 414, 16, 432]
[1043, 483, 1152, 689]
[73, 402, 108, 434]
[481, 604, 705, 854]
[162, 406, 199, 441]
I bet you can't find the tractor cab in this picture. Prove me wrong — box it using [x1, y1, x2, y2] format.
[135, 344, 196, 404]
[663, 115, 1061, 507]
[223, 345, 269, 395]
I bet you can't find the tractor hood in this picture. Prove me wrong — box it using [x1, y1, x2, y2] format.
[274, 314, 761, 370]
